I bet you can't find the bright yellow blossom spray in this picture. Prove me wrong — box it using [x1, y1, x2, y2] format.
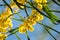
[0, 33, 7, 40]
[19, 0, 47, 33]
[0, 2, 18, 39]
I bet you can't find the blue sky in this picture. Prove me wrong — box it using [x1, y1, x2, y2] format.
[0, 0, 60, 40]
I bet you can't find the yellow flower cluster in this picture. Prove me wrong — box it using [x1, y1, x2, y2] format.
[11, 0, 27, 8]
[0, 3, 16, 39]
[0, 0, 27, 39]
[0, 15, 12, 39]
[34, 0, 47, 10]
[0, 33, 7, 40]
[19, 0, 47, 33]
[11, 4, 19, 13]
[18, 0, 28, 8]
[16, 0, 27, 4]
[0, 7, 13, 33]
[0, 0, 22, 34]
[19, 9, 44, 33]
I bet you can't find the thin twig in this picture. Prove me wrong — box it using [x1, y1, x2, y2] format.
[27, 1, 58, 25]
[15, 33, 21, 40]
[38, 22, 60, 34]
[45, 28, 57, 40]
[0, 4, 6, 6]
[3, 0, 13, 12]
[26, 31, 30, 40]
[4, 12, 20, 22]
[52, 0, 60, 6]
[8, 30, 18, 36]
[50, 10, 60, 13]
[24, 6, 29, 17]
[13, 0, 32, 10]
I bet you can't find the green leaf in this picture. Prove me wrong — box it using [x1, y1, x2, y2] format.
[57, 0, 60, 2]
[45, 28, 57, 40]
[15, 33, 21, 40]
[24, 6, 29, 17]
[17, 14, 25, 22]
[8, 30, 18, 36]
[4, 12, 20, 22]
[52, 0, 60, 6]
[26, 31, 30, 40]
[38, 22, 60, 34]
[8, 27, 19, 33]
[50, 10, 60, 13]
[43, 6, 60, 20]
[11, 18, 23, 22]
[43, 6, 60, 24]
[13, 0, 24, 10]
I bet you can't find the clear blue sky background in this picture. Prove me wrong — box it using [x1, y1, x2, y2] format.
[0, 0, 60, 40]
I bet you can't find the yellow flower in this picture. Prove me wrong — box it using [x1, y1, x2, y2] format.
[24, 22, 34, 30]
[18, 0, 46, 33]
[34, 0, 47, 10]
[0, 28, 7, 33]
[16, 0, 27, 8]
[35, 12, 44, 21]
[19, 19, 35, 33]
[37, 4, 43, 11]
[0, 33, 7, 40]
[10, 3, 19, 13]
[4, 7, 12, 15]
[4, 18, 13, 29]
[0, 15, 12, 29]
[4, 3, 19, 14]
[19, 24, 26, 33]
[0, 6, 13, 33]
[17, 0, 26, 4]
[39, 15, 44, 20]
[31, 10, 44, 21]
[19, 9, 44, 33]
[27, 17, 36, 25]
[35, 0, 47, 3]
[28, 26, 34, 32]
[19, 22, 34, 33]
